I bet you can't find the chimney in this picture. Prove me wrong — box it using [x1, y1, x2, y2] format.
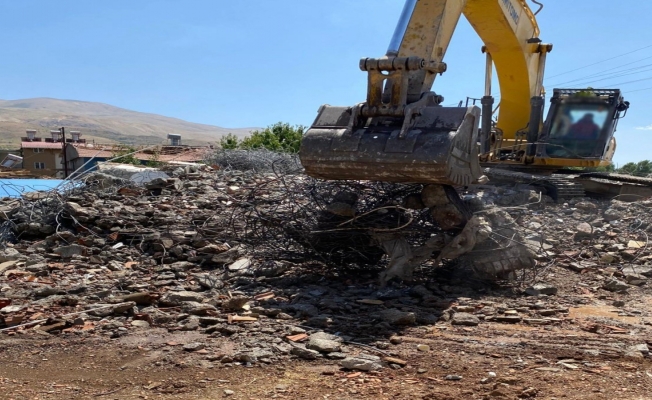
[70, 131, 81, 142]
[26, 130, 36, 141]
[167, 133, 182, 146]
[50, 130, 61, 142]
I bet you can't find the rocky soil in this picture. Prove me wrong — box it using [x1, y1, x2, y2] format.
[1, 162, 652, 399]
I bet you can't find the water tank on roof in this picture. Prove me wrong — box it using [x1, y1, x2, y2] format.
[167, 133, 182, 146]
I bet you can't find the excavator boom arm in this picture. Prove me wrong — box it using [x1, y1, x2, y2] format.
[389, 0, 548, 138]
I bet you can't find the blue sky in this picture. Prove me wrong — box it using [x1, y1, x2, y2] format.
[1, 0, 651, 165]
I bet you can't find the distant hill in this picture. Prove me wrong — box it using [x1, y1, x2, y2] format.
[0, 98, 256, 148]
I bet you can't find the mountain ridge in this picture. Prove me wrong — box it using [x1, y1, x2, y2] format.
[0, 98, 256, 148]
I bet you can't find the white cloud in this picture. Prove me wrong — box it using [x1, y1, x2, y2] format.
[635, 124, 652, 130]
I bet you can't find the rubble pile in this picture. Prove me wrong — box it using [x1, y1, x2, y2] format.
[0, 157, 651, 371]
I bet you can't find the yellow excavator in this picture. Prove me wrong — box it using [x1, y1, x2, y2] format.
[299, 0, 631, 200]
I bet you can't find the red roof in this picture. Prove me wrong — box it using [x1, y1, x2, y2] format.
[21, 141, 64, 149]
[66, 143, 208, 164]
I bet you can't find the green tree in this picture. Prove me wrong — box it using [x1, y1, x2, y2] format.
[618, 160, 652, 176]
[239, 122, 305, 153]
[594, 164, 615, 173]
[145, 150, 163, 167]
[219, 133, 240, 149]
[575, 87, 598, 98]
[112, 145, 142, 166]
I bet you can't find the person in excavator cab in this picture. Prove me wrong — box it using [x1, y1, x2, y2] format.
[568, 113, 600, 140]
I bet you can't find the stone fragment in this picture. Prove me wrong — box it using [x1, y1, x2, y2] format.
[451, 312, 480, 326]
[131, 320, 150, 328]
[603, 208, 622, 222]
[575, 201, 597, 211]
[574, 222, 593, 240]
[211, 246, 243, 265]
[0, 248, 21, 262]
[524, 283, 558, 296]
[197, 243, 230, 254]
[228, 258, 252, 272]
[33, 286, 65, 298]
[625, 345, 645, 359]
[306, 334, 341, 353]
[182, 301, 217, 315]
[36, 321, 67, 333]
[106, 260, 124, 271]
[622, 265, 652, 277]
[193, 273, 224, 290]
[379, 309, 416, 325]
[493, 315, 522, 323]
[53, 245, 86, 258]
[160, 291, 205, 306]
[0, 260, 19, 274]
[289, 303, 319, 318]
[603, 279, 629, 292]
[115, 292, 157, 306]
[628, 240, 646, 249]
[86, 302, 136, 317]
[417, 344, 430, 352]
[421, 185, 449, 208]
[383, 357, 407, 366]
[325, 202, 356, 217]
[634, 343, 650, 355]
[222, 296, 250, 311]
[1, 305, 22, 313]
[340, 355, 382, 371]
[290, 345, 320, 360]
[600, 253, 617, 263]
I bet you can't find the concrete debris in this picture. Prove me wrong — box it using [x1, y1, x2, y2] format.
[603, 279, 629, 292]
[290, 345, 320, 360]
[451, 312, 480, 326]
[340, 354, 383, 371]
[379, 309, 416, 326]
[306, 332, 342, 353]
[524, 283, 558, 296]
[97, 163, 170, 185]
[0, 155, 652, 389]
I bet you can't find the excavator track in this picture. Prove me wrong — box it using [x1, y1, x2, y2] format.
[574, 172, 652, 200]
[578, 172, 652, 186]
[483, 168, 585, 200]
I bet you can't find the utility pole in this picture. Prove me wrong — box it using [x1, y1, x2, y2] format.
[60, 127, 69, 178]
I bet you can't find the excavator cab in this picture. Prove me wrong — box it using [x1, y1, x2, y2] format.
[537, 89, 629, 161]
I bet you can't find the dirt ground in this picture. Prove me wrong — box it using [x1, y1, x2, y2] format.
[3, 168, 652, 399]
[2, 300, 652, 400]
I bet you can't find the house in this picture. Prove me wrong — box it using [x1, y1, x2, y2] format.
[65, 142, 114, 174]
[64, 133, 209, 175]
[20, 130, 66, 177]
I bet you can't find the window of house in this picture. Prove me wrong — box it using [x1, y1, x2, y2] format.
[34, 162, 45, 170]
[32, 148, 44, 153]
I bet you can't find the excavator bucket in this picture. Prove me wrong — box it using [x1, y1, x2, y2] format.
[299, 105, 483, 186]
